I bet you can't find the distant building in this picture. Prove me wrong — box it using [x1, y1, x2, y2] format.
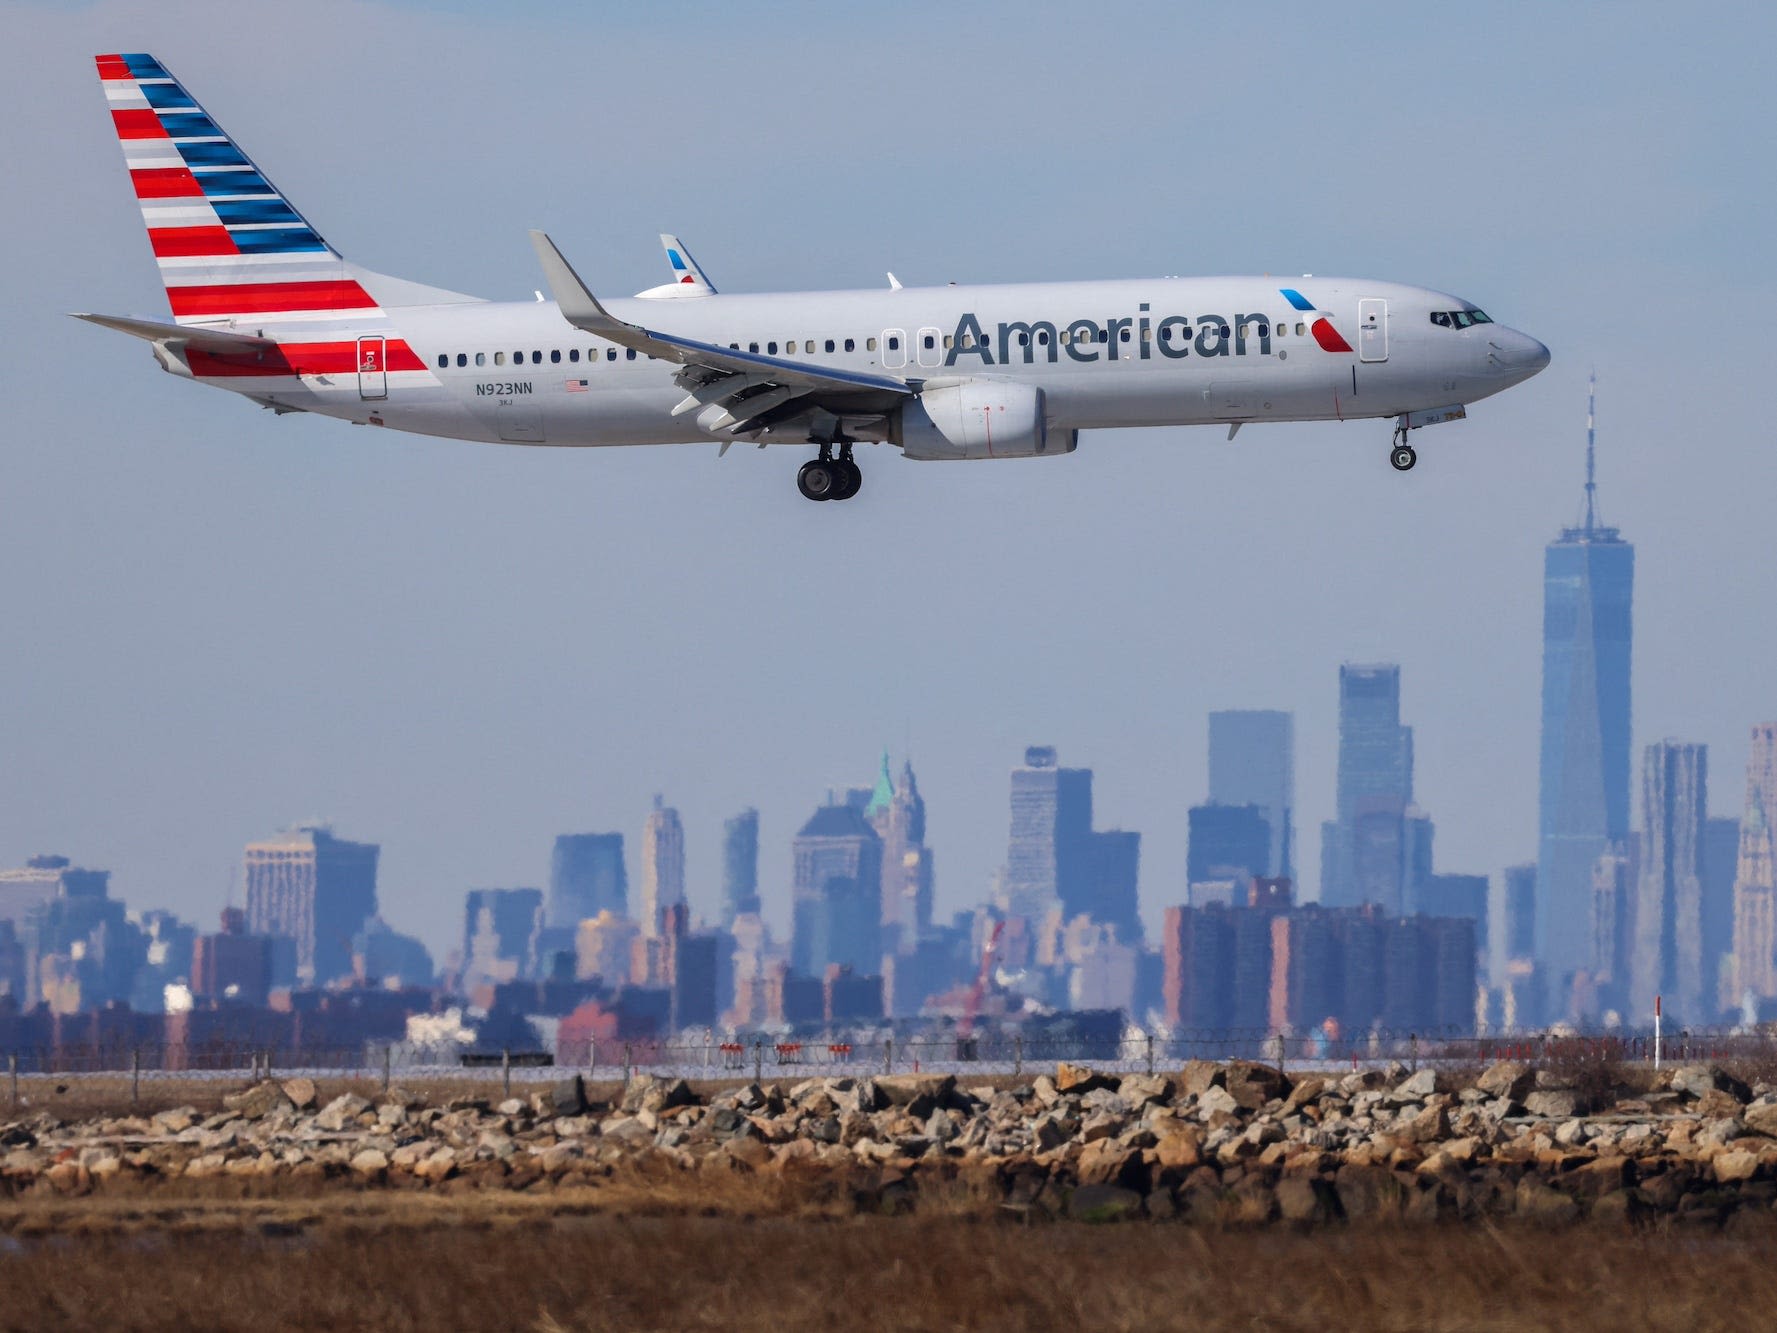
[1419, 873, 1489, 960]
[0, 856, 103, 928]
[1632, 740, 1708, 1024]
[865, 755, 935, 950]
[823, 964, 884, 1025]
[191, 908, 274, 1006]
[721, 810, 760, 923]
[460, 887, 542, 1001]
[1208, 709, 1295, 878]
[1536, 404, 1634, 991]
[791, 802, 881, 976]
[549, 833, 627, 930]
[1004, 747, 1093, 921]
[1731, 724, 1777, 1011]
[575, 910, 639, 988]
[244, 825, 378, 987]
[1187, 803, 1271, 891]
[352, 916, 435, 988]
[14, 863, 144, 1014]
[1320, 665, 1428, 916]
[1589, 844, 1633, 1015]
[1088, 829, 1142, 945]
[639, 797, 686, 937]
[1704, 815, 1740, 1009]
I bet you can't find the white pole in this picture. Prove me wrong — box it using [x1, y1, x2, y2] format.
[1654, 994, 1663, 1072]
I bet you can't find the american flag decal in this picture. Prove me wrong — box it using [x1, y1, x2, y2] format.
[564, 378, 589, 392]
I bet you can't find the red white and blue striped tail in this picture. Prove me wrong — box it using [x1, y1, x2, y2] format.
[95, 53, 464, 325]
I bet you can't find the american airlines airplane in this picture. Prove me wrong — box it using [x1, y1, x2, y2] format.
[81, 53, 1550, 503]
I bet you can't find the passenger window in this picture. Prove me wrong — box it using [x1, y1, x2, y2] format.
[456, 353, 467, 367]
[887, 336, 899, 351]
[1297, 323, 1306, 336]
[867, 337, 878, 351]
[923, 334, 935, 349]
[475, 352, 486, 366]
[436, 354, 447, 369]
[626, 348, 636, 360]
[568, 349, 579, 363]
[1061, 330, 1072, 345]
[1120, 329, 1131, 342]
[1018, 332, 1029, 346]
[527, 351, 538, 364]
[494, 352, 505, 366]
[606, 348, 616, 361]
[824, 339, 835, 353]
[804, 340, 815, 354]
[1140, 327, 1150, 342]
[749, 342, 759, 353]
[550, 349, 561, 363]
[945, 335, 955, 350]
[768, 341, 778, 354]
[730, 343, 739, 350]
[1039, 330, 1051, 344]
[844, 338, 856, 352]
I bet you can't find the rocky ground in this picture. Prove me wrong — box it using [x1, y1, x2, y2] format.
[6, 1057, 1777, 1227]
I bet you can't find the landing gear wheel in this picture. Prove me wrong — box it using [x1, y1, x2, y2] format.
[1390, 444, 1417, 472]
[797, 459, 839, 501]
[832, 459, 862, 501]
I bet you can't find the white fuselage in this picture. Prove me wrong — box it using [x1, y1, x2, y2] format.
[176, 275, 1550, 452]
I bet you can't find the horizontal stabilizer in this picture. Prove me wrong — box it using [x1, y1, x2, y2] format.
[71, 311, 276, 353]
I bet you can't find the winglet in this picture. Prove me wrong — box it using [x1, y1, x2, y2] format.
[528, 230, 625, 334]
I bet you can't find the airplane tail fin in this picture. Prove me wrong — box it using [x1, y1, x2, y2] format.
[94, 53, 477, 324]
[660, 235, 716, 294]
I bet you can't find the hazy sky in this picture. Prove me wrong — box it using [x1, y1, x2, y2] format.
[3, 0, 1772, 962]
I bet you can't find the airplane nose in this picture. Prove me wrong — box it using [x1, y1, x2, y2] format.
[1489, 329, 1551, 377]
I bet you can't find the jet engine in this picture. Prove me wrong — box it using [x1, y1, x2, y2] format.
[893, 380, 1077, 460]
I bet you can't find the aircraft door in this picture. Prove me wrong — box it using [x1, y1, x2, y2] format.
[356, 335, 388, 399]
[882, 328, 907, 370]
[916, 326, 943, 369]
[1358, 299, 1388, 362]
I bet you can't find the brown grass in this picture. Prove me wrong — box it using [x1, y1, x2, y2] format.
[0, 1206, 1771, 1332]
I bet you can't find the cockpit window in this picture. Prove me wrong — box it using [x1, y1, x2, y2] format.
[1431, 309, 1495, 329]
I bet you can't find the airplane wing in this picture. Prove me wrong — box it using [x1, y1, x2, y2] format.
[71, 312, 277, 355]
[529, 231, 910, 442]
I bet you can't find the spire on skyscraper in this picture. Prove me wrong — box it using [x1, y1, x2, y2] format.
[1584, 370, 1598, 533]
[865, 748, 895, 818]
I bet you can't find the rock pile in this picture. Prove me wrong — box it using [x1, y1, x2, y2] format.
[6, 1059, 1777, 1225]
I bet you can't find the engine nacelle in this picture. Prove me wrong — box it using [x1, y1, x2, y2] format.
[893, 380, 1077, 460]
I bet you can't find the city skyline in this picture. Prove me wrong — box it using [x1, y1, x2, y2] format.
[4, 3, 1774, 969]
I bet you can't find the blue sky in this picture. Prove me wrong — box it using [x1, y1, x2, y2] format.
[2, 0, 1772, 960]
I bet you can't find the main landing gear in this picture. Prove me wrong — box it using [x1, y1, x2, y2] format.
[797, 442, 862, 502]
[1389, 422, 1417, 472]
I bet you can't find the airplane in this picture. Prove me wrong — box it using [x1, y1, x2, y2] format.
[80, 53, 1550, 504]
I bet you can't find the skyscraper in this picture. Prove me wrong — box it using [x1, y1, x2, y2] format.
[1208, 710, 1295, 877]
[1536, 379, 1633, 989]
[791, 802, 882, 976]
[549, 833, 627, 929]
[1731, 724, 1777, 1009]
[721, 809, 760, 923]
[1004, 747, 1093, 920]
[1631, 741, 1707, 1023]
[1320, 664, 1422, 915]
[1187, 803, 1272, 889]
[864, 754, 935, 944]
[639, 796, 686, 937]
[244, 824, 378, 986]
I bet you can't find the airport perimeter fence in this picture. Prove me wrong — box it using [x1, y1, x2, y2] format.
[11, 1025, 1777, 1110]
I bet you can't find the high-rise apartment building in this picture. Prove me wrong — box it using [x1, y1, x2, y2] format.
[639, 796, 686, 937]
[721, 809, 760, 923]
[1631, 741, 1707, 1023]
[1536, 386, 1633, 989]
[1731, 724, 1777, 1008]
[460, 887, 543, 996]
[243, 825, 378, 987]
[549, 833, 627, 929]
[1208, 710, 1295, 877]
[1321, 664, 1424, 915]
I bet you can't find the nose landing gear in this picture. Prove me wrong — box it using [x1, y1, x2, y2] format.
[1389, 422, 1417, 472]
[797, 441, 862, 502]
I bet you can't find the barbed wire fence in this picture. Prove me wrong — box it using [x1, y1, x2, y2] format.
[10, 1025, 1777, 1110]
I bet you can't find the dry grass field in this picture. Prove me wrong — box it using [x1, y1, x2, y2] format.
[1, 1205, 1770, 1333]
